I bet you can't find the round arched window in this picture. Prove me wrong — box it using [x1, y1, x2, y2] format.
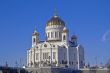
[44, 44, 47, 47]
[63, 35, 66, 40]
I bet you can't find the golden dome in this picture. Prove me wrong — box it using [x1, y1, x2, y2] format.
[63, 27, 69, 33]
[47, 15, 65, 26]
[32, 31, 39, 36]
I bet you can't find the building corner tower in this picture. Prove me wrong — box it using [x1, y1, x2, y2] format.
[32, 28, 39, 47]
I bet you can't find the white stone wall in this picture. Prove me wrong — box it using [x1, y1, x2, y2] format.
[68, 47, 78, 69]
[27, 42, 85, 69]
[78, 45, 85, 68]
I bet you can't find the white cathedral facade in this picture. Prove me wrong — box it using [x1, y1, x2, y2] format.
[27, 14, 85, 69]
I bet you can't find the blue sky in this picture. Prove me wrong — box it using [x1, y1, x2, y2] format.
[0, 0, 110, 67]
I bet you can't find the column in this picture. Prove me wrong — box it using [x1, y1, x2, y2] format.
[33, 48, 35, 67]
[77, 45, 79, 69]
[50, 44, 52, 67]
[66, 45, 69, 67]
[27, 50, 29, 67]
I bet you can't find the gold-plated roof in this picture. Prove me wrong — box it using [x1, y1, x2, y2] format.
[32, 31, 39, 36]
[63, 27, 69, 33]
[32, 27, 39, 36]
[47, 15, 65, 26]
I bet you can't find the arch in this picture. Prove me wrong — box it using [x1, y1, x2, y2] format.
[63, 35, 66, 40]
[51, 32, 54, 38]
[55, 32, 57, 38]
[33, 38, 36, 43]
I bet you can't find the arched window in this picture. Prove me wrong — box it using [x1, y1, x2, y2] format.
[56, 32, 58, 38]
[44, 44, 47, 47]
[36, 53, 39, 60]
[33, 38, 36, 43]
[47, 32, 49, 38]
[51, 32, 54, 38]
[55, 32, 57, 38]
[59, 32, 61, 38]
[63, 35, 66, 40]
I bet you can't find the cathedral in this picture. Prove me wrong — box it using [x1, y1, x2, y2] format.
[27, 14, 85, 69]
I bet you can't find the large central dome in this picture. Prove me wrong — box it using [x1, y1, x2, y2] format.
[46, 15, 65, 26]
[45, 15, 67, 41]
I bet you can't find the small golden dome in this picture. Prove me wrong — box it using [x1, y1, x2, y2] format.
[47, 15, 65, 26]
[63, 27, 69, 33]
[32, 31, 39, 36]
